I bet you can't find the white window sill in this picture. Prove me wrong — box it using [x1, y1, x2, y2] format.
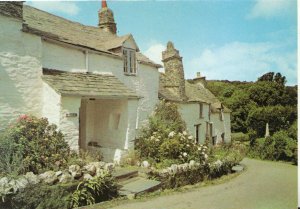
[124, 73, 137, 76]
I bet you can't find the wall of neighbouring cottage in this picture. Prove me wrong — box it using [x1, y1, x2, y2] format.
[178, 103, 210, 144]
[60, 96, 81, 151]
[0, 15, 43, 130]
[42, 82, 61, 126]
[211, 112, 231, 143]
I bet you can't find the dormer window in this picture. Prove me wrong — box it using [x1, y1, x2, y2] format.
[123, 48, 136, 75]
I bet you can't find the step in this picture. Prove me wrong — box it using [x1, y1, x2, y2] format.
[119, 177, 161, 197]
[112, 168, 139, 182]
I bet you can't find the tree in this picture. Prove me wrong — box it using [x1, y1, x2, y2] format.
[225, 90, 256, 133]
[248, 81, 285, 106]
[246, 105, 297, 137]
[257, 72, 274, 82]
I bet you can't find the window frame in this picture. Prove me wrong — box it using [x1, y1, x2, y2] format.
[199, 103, 204, 118]
[123, 47, 137, 75]
[219, 109, 224, 121]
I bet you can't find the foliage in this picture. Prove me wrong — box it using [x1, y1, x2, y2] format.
[1, 182, 77, 209]
[249, 131, 297, 164]
[248, 81, 285, 106]
[225, 90, 256, 133]
[135, 100, 208, 164]
[0, 136, 24, 177]
[150, 143, 245, 189]
[70, 171, 118, 208]
[257, 72, 286, 86]
[208, 142, 246, 178]
[119, 150, 141, 166]
[287, 121, 297, 140]
[246, 105, 297, 138]
[67, 149, 103, 167]
[231, 132, 249, 142]
[0, 115, 70, 175]
[206, 72, 297, 135]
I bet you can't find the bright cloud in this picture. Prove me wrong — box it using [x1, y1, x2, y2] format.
[143, 43, 165, 66]
[188, 42, 296, 85]
[28, 1, 80, 16]
[247, 0, 296, 19]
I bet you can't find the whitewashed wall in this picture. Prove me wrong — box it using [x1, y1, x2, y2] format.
[178, 103, 210, 144]
[211, 112, 231, 143]
[42, 41, 86, 72]
[0, 15, 43, 130]
[42, 41, 160, 130]
[42, 82, 61, 125]
[60, 96, 81, 150]
[88, 53, 159, 127]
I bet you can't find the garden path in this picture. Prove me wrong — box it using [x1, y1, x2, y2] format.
[107, 158, 297, 209]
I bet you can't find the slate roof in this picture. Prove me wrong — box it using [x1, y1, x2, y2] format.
[159, 73, 231, 113]
[21, 5, 161, 68]
[42, 69, 139, 99]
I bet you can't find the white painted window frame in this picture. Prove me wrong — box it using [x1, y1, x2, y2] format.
[123, 47, 137, 75]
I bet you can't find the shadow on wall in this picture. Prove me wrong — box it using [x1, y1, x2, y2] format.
[0, 52, 42, 129]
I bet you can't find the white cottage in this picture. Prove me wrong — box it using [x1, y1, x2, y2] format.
[0, 2, 231, 162]
[0, 1, 161, 161]
[159, 42, 231, 144]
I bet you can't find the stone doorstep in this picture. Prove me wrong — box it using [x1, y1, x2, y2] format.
[119, 177, 161, 198]
[112, 168, 139, 182]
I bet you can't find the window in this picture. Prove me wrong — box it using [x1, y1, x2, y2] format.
[219, 109, 224, 121]
[123, 48, 136, 75]
[199, 103, 203, 118]
[194, 124, 201, 143]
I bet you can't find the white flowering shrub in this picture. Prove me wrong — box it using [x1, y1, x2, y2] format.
[135, 101, 209, 165]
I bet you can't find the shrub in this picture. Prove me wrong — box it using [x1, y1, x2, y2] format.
[249, 131, 297, 163]
[67, 150, 103, 167]
[135, 101, 209, 165]
[1, 182, 77, 209]
[70, 171, 118, 208]
[209, 143, 245, 178]
[0, 115, 70, 175]
[231, 132, 249, 142]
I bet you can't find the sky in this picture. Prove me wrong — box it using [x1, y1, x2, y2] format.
[26, 0, 297, 85]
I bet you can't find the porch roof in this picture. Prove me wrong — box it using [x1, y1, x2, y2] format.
[42, 68, 139, 99]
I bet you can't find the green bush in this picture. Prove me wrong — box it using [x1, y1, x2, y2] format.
[1, 182, 77, 209]
[70, 171, 118, 208]
[0, 115, 70, 175]
[209, 143, 245, 178]
[249, 131, 297, 164]
[231, 132, 249, 142]
[135, 101, 209, 165]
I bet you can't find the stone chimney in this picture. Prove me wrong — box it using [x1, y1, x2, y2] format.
[98, 0, 117, 34]
[193, 72, 207, 87]
[162, 41, 186, 100]
[0, 1, 23, 20]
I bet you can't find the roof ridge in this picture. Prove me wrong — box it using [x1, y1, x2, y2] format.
[24, 5, 118, 37]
